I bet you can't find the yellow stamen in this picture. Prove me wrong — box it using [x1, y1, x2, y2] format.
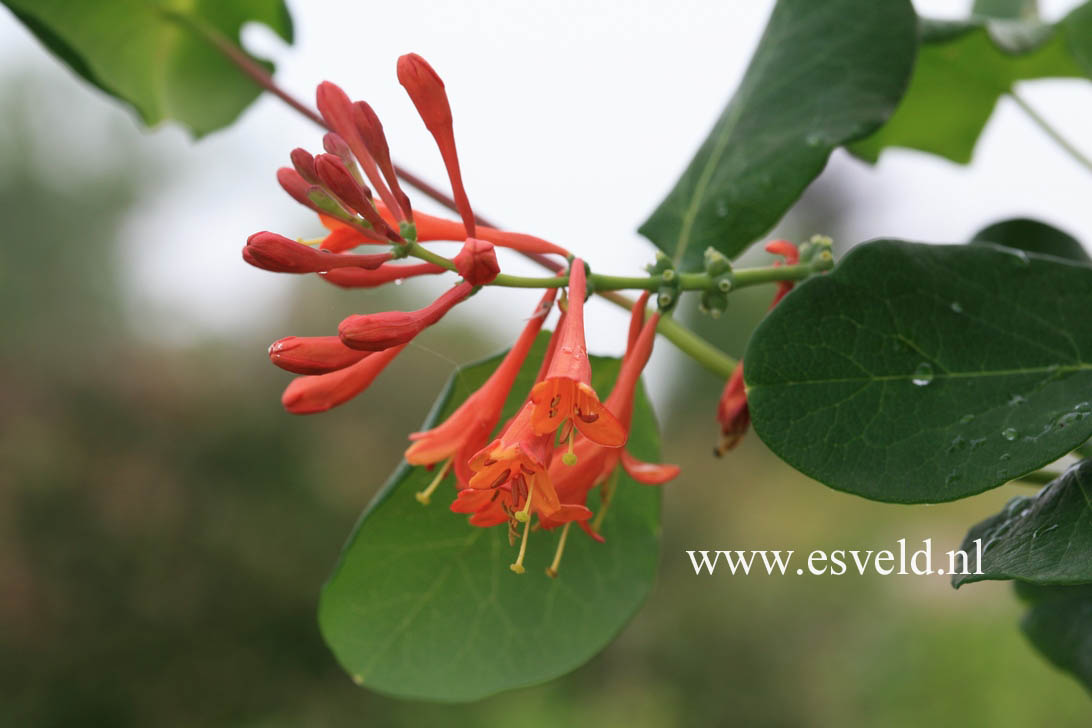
[415, 458, 452, 505]
[562, 426, 577, 466]
[592, 468, 620, 532]
[545, 522, 572, 578]
[514, 482, 534, 523]
[510, 516, 531, 574]
[296, 236, 325, 247]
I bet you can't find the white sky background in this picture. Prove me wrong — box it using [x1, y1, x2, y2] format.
[0, 0, 1090, 412]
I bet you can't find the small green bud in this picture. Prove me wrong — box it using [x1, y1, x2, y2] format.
[701, 289, 728, 318]
[657, 286, 676, 312]
[645, 251, 675, 276]
[661, 268, 676, 283]
[716, 274, 733, 293]
[703, 247, 732, 277]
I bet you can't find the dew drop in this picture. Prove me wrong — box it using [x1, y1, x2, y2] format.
[960, 414, 975, 425]
[950, 301, 963, 314]
[948, 436, 968, 453]
[1008, 394, 1026, 407]
[1000, 452, 1012, 462]
[1002, 427, 1019, 441]
[1055, 412, 1082, 430]
[394, 278, 404, 286]
[912, 363, 934, 387]
[970, 437, 987, 450]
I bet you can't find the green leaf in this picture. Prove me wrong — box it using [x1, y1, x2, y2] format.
[1014, 581, 1092, 693]
[744, 239, 1092, 503]
[850, 6, 1090, 165]
[1, 0, 293, 136]
[972, 217, 1091, 263]
[637, 0, 917, 269]
[318, 337, 663, 702]
[953, 461, 1092, 587]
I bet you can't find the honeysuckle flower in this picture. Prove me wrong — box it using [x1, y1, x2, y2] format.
[461, 397, 595, 573]
[338, 282, 473, 351]
[269, 335, 371, 375]
[281, 344, 406, 414]
[540, 294, 680, 560]
[243, 231, 392, 273]
[453, 238, 500, 286]
[397, 53, 475, 238]
[715, 240, 799, 455]
[406, 289, 557, 501]
[320, 262, 447, 288]
[529, 259, 625, 457]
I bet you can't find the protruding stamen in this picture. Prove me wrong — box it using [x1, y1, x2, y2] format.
[545, 522, 572, 578]
[510, 514, 531, 574]
[562, 427, 577, 466]
[415, 457, 452, 505]
[514, 482, 534, 523]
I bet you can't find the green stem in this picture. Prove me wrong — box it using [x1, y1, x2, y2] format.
[1010, 89, 1092, 175]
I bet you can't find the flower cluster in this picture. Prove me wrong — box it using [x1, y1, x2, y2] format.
[245, 54, 679, 576]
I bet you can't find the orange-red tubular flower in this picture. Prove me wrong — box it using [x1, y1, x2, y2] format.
[453, 238, 500, 285]
[320, 262, 447, 288]
[715, 240, 799, 455]
[540, 295, 681, 538]
[397, 53, 476, 238]
[339, 282, 473, 351]
[269, 336, 372, 375]
[281, 344, 406, 414]
[243, 232, 392, 274]
[353, 100, 413, 222]
[315, 81, 407, 222]
[529, 259, 625, 449]
[463, 401, 570, 525]
[406, 289, 556, 485]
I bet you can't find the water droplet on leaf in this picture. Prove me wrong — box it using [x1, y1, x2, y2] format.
[911, 363, 934, 387]
[1002, 428, 1018, 441]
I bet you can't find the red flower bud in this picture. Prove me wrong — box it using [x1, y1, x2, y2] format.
[277, 167, 316, 208]
[313, 153, 400, 241]
[320, 262, 447, 288]
[268, 335, 372, 375]
[396, 53, 475, 238]
[353, 100, 413, 222]
[289, 148, 319, 185]
[282, 344, 406, 414]
[339, 282, 473, 351]
[453, 238, 500, 285]
[715, 364, 749, 456]
[244, 232, 392, 274]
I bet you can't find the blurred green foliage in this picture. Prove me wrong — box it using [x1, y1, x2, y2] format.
[1, 67, 1088, 727]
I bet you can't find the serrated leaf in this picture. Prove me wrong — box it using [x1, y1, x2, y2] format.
[972, 217, 1091, 263]
[638, 0, 916, 269]
[954, 461, 1092, 587]
[745, 239, 1092, 503]
[1, 0, 293, 136]
[850, 5, 1090, 165]
[1014, 581, 1092, 693]
[318, 336, 663, 702]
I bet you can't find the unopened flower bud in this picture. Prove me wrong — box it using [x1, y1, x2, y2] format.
[339, 282, 473, 350]
[289, 148, 319, 185]
[269, 336, 371, 375]
[453, 238, 500, 285]
[244, 231, 392, 274]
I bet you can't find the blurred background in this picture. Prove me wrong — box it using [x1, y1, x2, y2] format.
[2, 0, 1090, 725]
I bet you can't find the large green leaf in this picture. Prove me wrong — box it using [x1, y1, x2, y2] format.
[1015, 581, 1092, 693]
[1, 0, 293, 136]
[850, 4, 1091, 165]
[637, 0, 916, 269]
[953, 461, 1092, 587]
[972, 217, 1090, 263]
[745, 239, 1092, 503]
[318, 337, 663, 702]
